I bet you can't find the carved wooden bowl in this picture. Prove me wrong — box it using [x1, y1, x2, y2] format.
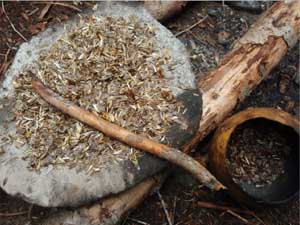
[210, 107, 299, 206]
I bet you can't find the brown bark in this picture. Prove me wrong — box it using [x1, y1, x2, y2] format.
[41, 1, 300, 224]
[82, 173, 165, 224]
[144, 1, 187, 21]
[183, 1, 300, 152]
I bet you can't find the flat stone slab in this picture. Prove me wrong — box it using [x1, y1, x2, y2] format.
[0, 2, 201, 207]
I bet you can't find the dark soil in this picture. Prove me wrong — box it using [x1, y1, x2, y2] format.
[0, 1, 299, 225]
[227, 119, 297, 188]
[0, 1, 93, 80]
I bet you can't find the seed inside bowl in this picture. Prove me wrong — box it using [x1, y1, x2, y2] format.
[226, 118, 293, 188]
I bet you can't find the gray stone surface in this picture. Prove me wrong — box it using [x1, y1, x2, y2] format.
[0, 2, 200, 207]
[41, 210, 98, 225]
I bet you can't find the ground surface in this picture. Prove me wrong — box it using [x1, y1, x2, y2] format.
[0, 1, 299, 225]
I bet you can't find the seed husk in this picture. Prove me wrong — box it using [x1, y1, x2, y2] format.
[10, 16, 185, 172]
[226, 119, 293, 188]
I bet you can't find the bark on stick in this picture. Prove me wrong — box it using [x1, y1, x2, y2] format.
[32, 78, 223, 191]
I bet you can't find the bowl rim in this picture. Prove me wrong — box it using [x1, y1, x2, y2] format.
[209, 107, 300, 206]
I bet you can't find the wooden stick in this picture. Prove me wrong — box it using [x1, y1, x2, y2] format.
[31, 78, 224, 191]
[157, 190, 173, 225]
[50, 2, 82, 12]
[171, 196, 177, 224]
[1, 2, 28, 42]
[196, 201, 254, 216]
[126, 218, 150, 225]
[38, 3, 52, 20]
[0, 211, 28, 217]
[0, 48, 10, 75]
[197, 202, 265, 225]
[224, 210, 253, 225]
[175, 15, 208, 37]
[34, 2, 82, 12]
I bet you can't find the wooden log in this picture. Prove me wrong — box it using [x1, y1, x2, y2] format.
[183, 0, 300, 152]
[41, 172, 167, 225]
[144, 1, 187, 21]
[41, 1, 300, 225]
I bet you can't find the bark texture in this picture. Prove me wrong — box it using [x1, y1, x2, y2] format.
[144, 1, 187, 21]
[183, 1, 300, 152]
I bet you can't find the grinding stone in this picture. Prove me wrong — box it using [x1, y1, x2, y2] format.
[0, 2, 201, 207]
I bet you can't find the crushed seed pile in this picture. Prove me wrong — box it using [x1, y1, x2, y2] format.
[11, 16, 185, 172]
[226, 119, 292, 188]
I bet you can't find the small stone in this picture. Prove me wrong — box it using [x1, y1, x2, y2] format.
[293, 70, 299, 86]
[226, 1, 267, 13]
[188, 39, 197, 50]
[285, 100, 295, 112]
[217, 31, 231, 45]
[279, 74, 290, 94]
[293, 105, 300, 116]
[191, 55, 198, 60]
[92, 4, 98, 11]
[207, 8, 219, 17]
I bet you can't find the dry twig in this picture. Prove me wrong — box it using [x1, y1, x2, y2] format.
[197, 201, 265, 225]
[171, 196, 177, 224]
[0, 48, 11, 75]
[224, 209, 253, 225]
[1, 1, 28, 41]
[127, 218, 150, 225]
[39, 3, 52, 19]
[196, 201, 253, 215]
[51, 2, 82, 12]
[27, 204, 34, 220]
[0, 211, 28, 217]
[175, 15, 208, 37]
[28, 8, 39, 16]
[157, 190, 173, 225]
[34, 1, 81, 12]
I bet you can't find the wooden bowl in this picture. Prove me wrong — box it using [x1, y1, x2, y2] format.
[209, 107, 299, 206]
